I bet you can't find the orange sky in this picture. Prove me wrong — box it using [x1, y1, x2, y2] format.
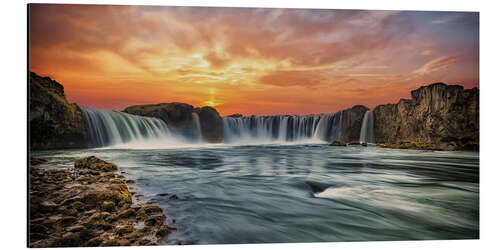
[29, 4, 479, 116]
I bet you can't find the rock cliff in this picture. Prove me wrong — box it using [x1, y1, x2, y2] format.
[123, 103, 224, 143]
[29, 72, 90, 149]
[339, 105, 369, 143]
[373, 83, 479, 150]
[194, 106, 224, 143]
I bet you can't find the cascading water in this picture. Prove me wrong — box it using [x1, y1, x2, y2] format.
[191, 112, 203, 142]
[83, 107, 201, 148]
[359, 110, 375, 143]
[223, 112, 344, 144]
[83, 107, 349, 147]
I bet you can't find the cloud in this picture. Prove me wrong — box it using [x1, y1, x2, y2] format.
[421, 50, 433, 56]
[431, 13, 466, 24]
[28, 5, 479, 115]
[413, 56, 458, 75]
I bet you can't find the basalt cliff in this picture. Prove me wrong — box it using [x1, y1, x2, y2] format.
[28, 72, 478, 151]
[123, 103, 224, 143]
[373, 83, 479, 150]
[29, 72, 90, 149]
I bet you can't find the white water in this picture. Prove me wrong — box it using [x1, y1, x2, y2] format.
[83, 107, 202, 148]
[359, 110, 375, 143]
[83, 108, 348, 148]
[222, 113, 344, 144]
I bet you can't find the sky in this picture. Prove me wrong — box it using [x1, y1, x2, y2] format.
[29, 4, 479, 116]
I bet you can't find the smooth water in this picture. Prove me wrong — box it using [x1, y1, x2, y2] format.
[32, 144, 479, 244]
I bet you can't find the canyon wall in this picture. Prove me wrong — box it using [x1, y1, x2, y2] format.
[29, 72, 90, 149]
[373, 83, 479, 150]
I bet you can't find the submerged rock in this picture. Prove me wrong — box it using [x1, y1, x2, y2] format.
[330, 141, 347, 146]
[30, 157, 48, 166]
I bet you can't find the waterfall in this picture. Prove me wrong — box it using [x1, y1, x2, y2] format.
[82, 106, 350, 148]
[359, 110, 375, 143]
[191, 112, 203, 142]
[222, 112, 343, 144]
[83, 107, 199, 148]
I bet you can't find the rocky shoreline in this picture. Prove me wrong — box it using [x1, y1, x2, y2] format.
[29, 156, 176, 247]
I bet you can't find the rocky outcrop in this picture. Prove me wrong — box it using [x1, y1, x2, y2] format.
[339, 105, 369, 143]
[29, 72, 90, 149]
[123, 102, 195, 128]
[124, 103, 200, 138]
[194, 106, 224, 143]
[373, 83, 479, 150]
[227, 114, 243, 118]
[330, 141, 347, 146]
[123, 103, 224, 142]
[74, 156, 118, 172]
[29, 156, 176, 247]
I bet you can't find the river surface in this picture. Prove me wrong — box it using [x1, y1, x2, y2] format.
[32, 144, 479, 244]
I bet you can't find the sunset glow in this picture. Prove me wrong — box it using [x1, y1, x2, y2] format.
[29, 4, 479, 116]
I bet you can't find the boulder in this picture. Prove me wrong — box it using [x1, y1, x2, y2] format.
[74, 156, 117, 172]
[29, 72, 90, 149]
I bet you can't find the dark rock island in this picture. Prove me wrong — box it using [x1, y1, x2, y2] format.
[123, 102, 224, 143]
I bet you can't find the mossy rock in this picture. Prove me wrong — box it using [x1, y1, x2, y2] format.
[74, 156, 117, 172]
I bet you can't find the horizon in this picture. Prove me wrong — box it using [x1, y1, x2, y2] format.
[32, 70, 476, 117]
[29, 4, 479, 116]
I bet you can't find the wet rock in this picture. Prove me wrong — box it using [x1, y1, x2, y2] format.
[116, 225, 134, 235]
[145, 214, 166, 227]
[101, 201, 115, 212]
[67, 225, 85, 232]
[29, 72, 90, 149]
[123, 102, 224, 143]
[57, 232, 80, 247]
[194, 106, 224, 143]
[60, 216, 77, 227]
[330, 141, 347, 146]
[156, 225, 171, 237]
[40, 201, 58, 213]
[117, 207, 136, 219]
[102, 239, 132, 246]
[75, 156, 117, 172]
[29, 156, 174, 247]
[30, 157, 48, 166]
[373, 83, 479, 151]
